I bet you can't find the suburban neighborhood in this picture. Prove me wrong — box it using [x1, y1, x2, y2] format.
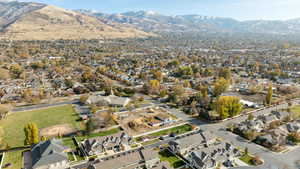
[1, 1, 300, 169]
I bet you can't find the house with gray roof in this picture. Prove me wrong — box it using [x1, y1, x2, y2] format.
[86, 94, 131, 107]
[87, 148, 161, 169]
[169, 131, 216, 156]
[262, 115, 279, 126]
[82, 132, 133, 156]
[187, 142, 240, 169]
[286, 121, 300, 133]
[272, 111, 290, 121]
[31, 139, 69, 169]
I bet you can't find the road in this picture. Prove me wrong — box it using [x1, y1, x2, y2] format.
[11, 100, 80, 112]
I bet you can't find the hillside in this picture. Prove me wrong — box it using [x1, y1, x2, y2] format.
[80, 10, 300, 35]
[0, 2, 155, 40]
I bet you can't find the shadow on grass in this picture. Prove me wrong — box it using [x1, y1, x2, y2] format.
[159, 149, 185, 168]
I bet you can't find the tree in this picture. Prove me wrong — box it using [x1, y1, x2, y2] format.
[82, 70, 94, 82]
[10, 64, 23, 79]
[214, 96, 243, 119]
[153, 71, 163, 82]
[41, 136, 48, 141]
[213, 78, 229, 97]
[244, 147, 249, 155]
[80, 95, 89, 104]
[247, 114, 254, 121]
[24, 123, 39, 145]
[244, 130, 258, 141]
[183, 80, 191, 88]
[218, 68, 232, 81]
[265, 84, 273, 105]
[0, 104, 12, 120]
[143, 80, 161, 95]
[168, 85, 185, 104]
[86, 119, 96, 134]
[177, 66, 193, 77]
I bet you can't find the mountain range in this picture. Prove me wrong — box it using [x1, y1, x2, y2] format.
[79, 10, 300, 35]
[1, 0, 300, 40]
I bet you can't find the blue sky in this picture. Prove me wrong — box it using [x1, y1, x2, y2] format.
[22, 0, 300, 20]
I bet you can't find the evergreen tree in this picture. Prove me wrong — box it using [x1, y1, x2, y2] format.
[265, 84, 273, 105]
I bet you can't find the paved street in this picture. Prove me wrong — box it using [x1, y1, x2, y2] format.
[12, 100, 79, 112]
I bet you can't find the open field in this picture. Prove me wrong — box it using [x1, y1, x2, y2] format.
[0, 105, 83, 147]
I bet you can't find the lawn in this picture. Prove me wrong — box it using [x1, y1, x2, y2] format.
[135, 124, 193, 142]
[239, 154, 253, 165]
[141, 139, 160, 146]
[239, 154, 262, 166]
[159, 149, 185, 168]
[291, 105, 300, 119]
[148, 124, 192, 137]
[2, 150, 23, 169]
[0, 105, 82, 147]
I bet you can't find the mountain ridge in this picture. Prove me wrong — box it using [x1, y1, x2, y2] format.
[0, 1, 155, 40]
[77, 9, 300, 35]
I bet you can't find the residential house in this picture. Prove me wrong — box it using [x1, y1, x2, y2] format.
[149, 114, 174, 127]
[255, 134, 278, 147]
[86, 94, 131, 107]
[82, 132, 133, 156]
[187, 142, 240, 169]
[87, 148, 161, 169]
[237, 119, 264, 133]
[31, 139, 70, 169]
[286, 121, 300, 133]
[262, 115, 279, 126]
[169, 131, 216, 156]
[142, 149, 161, 169]
[272, 111, 290, 121]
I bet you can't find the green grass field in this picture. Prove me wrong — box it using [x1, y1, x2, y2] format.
[159, 149, 185, 168]
[291, 105, 300, 119]
[149, 124, 192, 137]
[135, 124, 193, 142]
[2, 150, 24, 169]
[240, 154, 253, 165]
[0, 105, 82, 147]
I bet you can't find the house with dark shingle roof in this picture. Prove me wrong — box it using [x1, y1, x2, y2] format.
[187, 142, 240, 169]
[31, 139, 69, 169]
[169, 131, 216, 156]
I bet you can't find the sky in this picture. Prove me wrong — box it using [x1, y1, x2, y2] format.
[20, 0, 300, 21]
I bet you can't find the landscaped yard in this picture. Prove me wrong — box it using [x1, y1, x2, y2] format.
[239, 153, 262, 166]
[239, 154, 253, 165]
[2, 150, 23, 169]
[135, 124, 193, 142]
[148, 124, 192, 137]
[159, 149, 185, 168]
[291, 105, 300, 119]
[0, 105, 83, 147]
